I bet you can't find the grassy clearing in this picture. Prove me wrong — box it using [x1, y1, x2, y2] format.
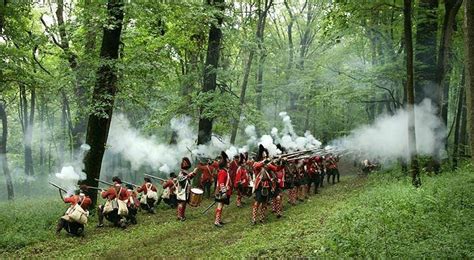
[0, 167, 472, 258]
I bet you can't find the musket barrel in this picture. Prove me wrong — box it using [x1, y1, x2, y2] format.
[48, 181, 68, 193]
[122, 180, 140, 188]
[94, 178, 114, 186]
[144, 173, 166, 182]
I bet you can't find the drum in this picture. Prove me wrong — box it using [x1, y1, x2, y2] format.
[189, 188, 204, 207]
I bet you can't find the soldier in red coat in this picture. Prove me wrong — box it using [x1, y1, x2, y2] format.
[228, 154, 239, 185]
[97, 177, 128, 228]
[234, 153, 251, 207]
[285, 160, 298, 205]
[56, 190, 91, 236]
[196, 160, 215, 198]
[214, 152, 232, 227]
[251, 159, 278, 224]
[305, 157, 320, 195]
[176, 157, 197, 221]
[161, 172, 178, 208]
[271, 159, 285, 218]
[125, 184, 139, 224]
[137, 177, 158, 213]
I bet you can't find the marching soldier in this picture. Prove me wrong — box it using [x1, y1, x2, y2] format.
[214, 152, 232, 227]
[176, 157, 197, 221]
[196, 160, 215, 199]
[234, 153, 251, 207]
[271, 159, 285, 218]
[305, 157, 319, 194]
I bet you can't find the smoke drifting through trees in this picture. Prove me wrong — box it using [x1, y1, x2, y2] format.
[104, 112, 323, 176]
[333, 99, 446, 164]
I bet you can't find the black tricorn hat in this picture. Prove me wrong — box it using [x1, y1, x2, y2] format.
[257, 144, 269, 161]
[112, 176, 122, 184]
[181, 157, 191, 170]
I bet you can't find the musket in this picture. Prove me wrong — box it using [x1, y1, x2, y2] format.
[277, 148, 323, 158]
[202, 200, 217, 214]
[49, 181, 68, 193]
[144, 173, 166, 182]
[49, 181, 69, 200]
[94, 178, 114, 186]
[122, 180, 140, 188]
[82, 185, 102, 191]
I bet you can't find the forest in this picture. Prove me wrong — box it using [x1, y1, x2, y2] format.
[0, 0, 473, 258]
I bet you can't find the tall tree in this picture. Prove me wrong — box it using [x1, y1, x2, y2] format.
[414, 0, 438, 105]
[0, 101, 14, 200]
[254, 0, 272, 123]
[464, 0, 474, 164]
[81, 0, 124, 206]
[437, 0, 463, 126]
[404, 0, 421, 187]
[197, 0, 225, 145]
[19, 85, 35, 176]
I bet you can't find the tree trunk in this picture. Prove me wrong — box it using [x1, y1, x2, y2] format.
[197, 0, 225, 145]
[0, 102, 14, 200]
[404, 0, 421, 187]
[465, 0, 474, 163]
[81, 0, 124, 206]
[415, 0, 441, 172]
[19, 85, 35, 176]
[437, 0, 463, 126]
[230, 50, 254, 144]
[0, 0, 5, 33]
[254, 0, 272, 121]
[56, 0, 96, 150]
[452, 83, 464, 169]
[39, 95, 45, 174]
[414, 0, 439, 105]
[460, 89, 468, 157]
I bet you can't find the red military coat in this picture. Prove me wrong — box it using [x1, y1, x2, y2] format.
[217, 169, 232, 197]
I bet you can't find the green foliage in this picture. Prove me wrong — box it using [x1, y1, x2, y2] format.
[318, 166, 474, 258]
[0, 196, 63, 251]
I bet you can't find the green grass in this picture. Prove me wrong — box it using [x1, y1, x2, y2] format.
[0, 166, 473, 258]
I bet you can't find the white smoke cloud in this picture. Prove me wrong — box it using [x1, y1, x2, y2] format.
[108, 114, 191, 173]
[275, 112, 322, 152]
[105, 111, 323, 174]
[332, 99, 446, 163]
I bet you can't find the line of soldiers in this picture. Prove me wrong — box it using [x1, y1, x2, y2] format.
[55, 145, 341, 235]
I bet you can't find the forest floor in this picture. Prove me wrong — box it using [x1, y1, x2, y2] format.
[0, 166, 473, 258]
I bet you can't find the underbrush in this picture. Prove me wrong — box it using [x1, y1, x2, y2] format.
[0, 196, 64, 252]
[311, 165, 474, 258]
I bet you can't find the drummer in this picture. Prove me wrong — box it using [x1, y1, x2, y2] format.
[214, 151, 232, 227]
[234, 153, 250, 207]
[176, 157, 197, 221]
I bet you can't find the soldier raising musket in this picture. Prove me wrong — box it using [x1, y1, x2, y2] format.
[49, 182, 92, 237]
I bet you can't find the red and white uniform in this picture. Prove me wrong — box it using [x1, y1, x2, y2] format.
[64, 195, 91, 211]
[137, 182, 157, 195]
[216, 169, 232, 197]
[234, 166, 250, 189]
[228, 159, 239, 184]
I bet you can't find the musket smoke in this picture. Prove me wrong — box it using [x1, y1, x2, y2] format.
[332, 99, 446, 163]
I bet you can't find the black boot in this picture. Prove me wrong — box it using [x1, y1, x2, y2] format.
[56, 218, 65, 234]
